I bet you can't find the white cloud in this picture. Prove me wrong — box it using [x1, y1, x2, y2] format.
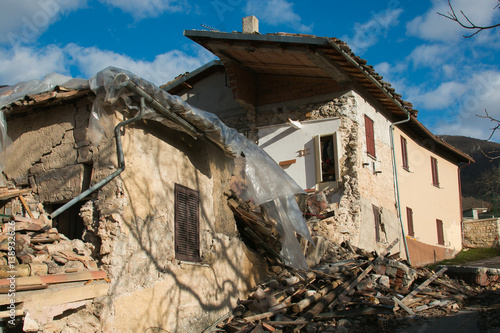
[0, 45, 68, 85]
[0, 0, 86, 45]
[411, 81, 468, 109]
[98, 0, 188, 19]
[0, 42, 215, 87]
[411, 70, 500, 141]
[408, 44, 453, 68]
[343, 8, 403, 54]
[65, 44, 214, 85]
[245, 0, 312, 32]
[407, 0, 500, 41]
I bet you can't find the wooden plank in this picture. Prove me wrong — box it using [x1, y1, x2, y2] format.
[3, 221, 47, 232]
[0, 188, 33, 201]
[19, 196, 34, 218]
[0, 309, 24, 319]
[13, 215, 46, 225]
[401, 268, 447, 305]
[393, 297, 415, 315]
[0, 271, 107, 287]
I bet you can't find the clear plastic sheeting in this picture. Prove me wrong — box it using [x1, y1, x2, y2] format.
[90, 66, 313, 270]
[0, 73, 88, 110]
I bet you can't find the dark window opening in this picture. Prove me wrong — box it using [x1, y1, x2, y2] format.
[431, 157, 439, 187]
[406, 207, 414, 237]
[401, 136, 409, 170]
[373, 205, 381, 243]
[175, 184, 201, 262]
[436, 219, 444, 245]
[365, 115, 376, 158]
[320, 136, 336, 182]
[50, 201, 85, 240]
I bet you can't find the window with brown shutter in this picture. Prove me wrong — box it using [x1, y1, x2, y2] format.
[401, 136, 409, 170]
[431, 157, 439, 187]
[436, 219, 444, 245]
[175, 184, 201, 262]
[365, 115, 376, 157]
[373, 205, 381, 242]
[406, 207, 414, 237]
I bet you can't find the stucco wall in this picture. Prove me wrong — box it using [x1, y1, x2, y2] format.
[176, 71, 247, 131]
[3, 100, 267, 332]
[351, 92, 402, 255]
[393, 126, 462, 253]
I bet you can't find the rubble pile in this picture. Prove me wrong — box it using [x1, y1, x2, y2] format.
[0, 191, 101, 279]
[206, 245, 478, 332]
[209, 195, 484, 332]
[0, 187, 108, 330]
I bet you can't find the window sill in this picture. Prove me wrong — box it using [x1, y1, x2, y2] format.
[178, 260, 209, 268]
[367, 153, 377, 160]
[403, 166, 410, 172]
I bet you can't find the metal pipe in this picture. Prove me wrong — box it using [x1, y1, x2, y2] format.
[49, 97, 146, 220]
[389, 113, 412, 265]
[113, 73, 206, 140]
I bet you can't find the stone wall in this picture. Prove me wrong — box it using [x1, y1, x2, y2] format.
[4, 98, 267, 333]
[463, 218, 500, 248]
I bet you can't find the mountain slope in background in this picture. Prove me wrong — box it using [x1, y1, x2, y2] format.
[439, 135, 500, 210]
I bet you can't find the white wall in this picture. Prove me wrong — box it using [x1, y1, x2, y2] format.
[258, 118, 341, 190]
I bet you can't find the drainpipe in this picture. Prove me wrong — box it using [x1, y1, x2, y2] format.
[389, 113, 411, 265]
[49, 97, 147, 219]
[458, 161, 471, 247]
[113, 73, 205, 140]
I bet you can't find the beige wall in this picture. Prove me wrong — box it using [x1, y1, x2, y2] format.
[394, 127, 462, 253]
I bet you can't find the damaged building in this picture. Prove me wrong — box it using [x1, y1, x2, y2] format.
[0, 68, 312, 332]
[164, 16, 474, 267]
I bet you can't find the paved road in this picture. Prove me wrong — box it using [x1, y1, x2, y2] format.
[464, 256, 500, 269]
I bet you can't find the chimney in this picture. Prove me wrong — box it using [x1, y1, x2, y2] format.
[242, 16, 259, 34]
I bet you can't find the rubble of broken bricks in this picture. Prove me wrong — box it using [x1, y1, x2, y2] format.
[0, 185, 108, 325]
[213, 193, 497, 332]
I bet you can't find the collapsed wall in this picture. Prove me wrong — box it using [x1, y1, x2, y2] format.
[0, 67, 314, 332]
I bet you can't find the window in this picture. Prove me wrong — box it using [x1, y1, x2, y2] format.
[401, 136, 409, 170]
[431, 156, 439, 187]
[436, 219, 444, 245]
[406, 207, 414, 237]
[314, 133, 341, 185]
[174, 184, 201, 262]
[365, 115, 376, 157]
[373, 205, 381, 243]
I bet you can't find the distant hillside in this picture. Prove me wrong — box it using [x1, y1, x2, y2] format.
[439, 135, 500, 208]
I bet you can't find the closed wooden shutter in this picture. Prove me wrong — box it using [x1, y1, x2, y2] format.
[406, 207, 414, 237]
[365, 115, 376, 157]
[401, 136, 409, 170]
[436, 219, 444, 245]
[175, 184, 201, 262]
[373, 205, 381, 243]
[431, 157, 439, 187]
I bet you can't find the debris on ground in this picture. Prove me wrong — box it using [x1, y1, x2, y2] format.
[205, 193, 495, 332]
[0, 186, 108, 331]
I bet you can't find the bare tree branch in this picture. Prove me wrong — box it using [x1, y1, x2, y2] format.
[476, 109, 500, 141]
[437, 0, 500, 38]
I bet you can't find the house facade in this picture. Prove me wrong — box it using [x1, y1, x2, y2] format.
[164, 18, 473, 266]
[0, 68, 308, 332]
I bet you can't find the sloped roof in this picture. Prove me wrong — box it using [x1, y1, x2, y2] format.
[176, 30, 473, 164]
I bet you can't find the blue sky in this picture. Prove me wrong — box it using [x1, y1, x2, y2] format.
[1, 0, 499, 142]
